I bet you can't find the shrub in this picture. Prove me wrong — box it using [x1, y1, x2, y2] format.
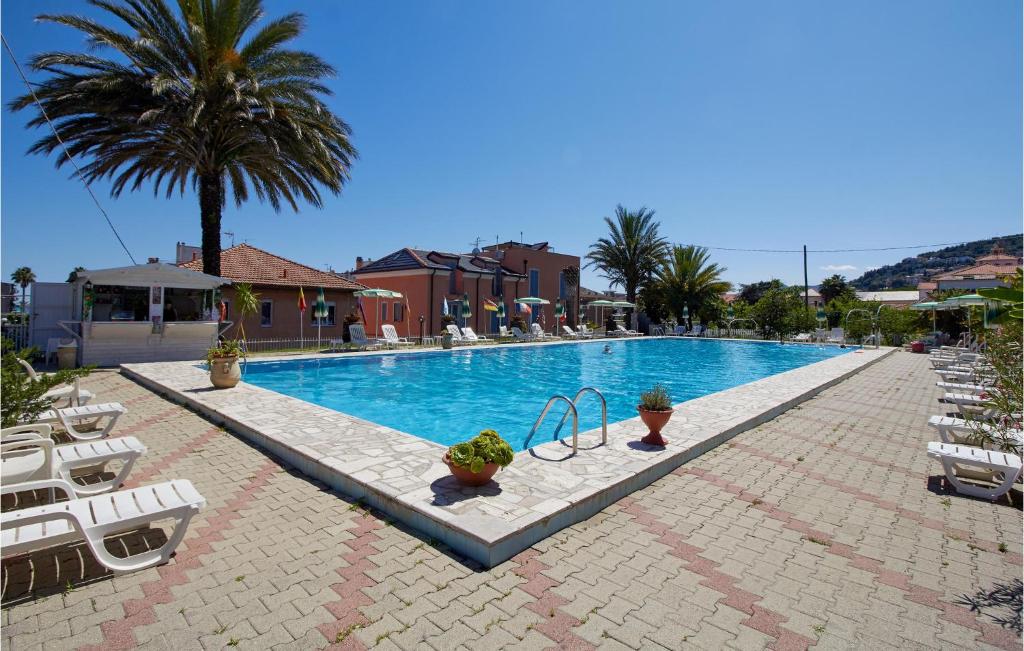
[639, 384, 672, 411]
[207, 339, 244, 365]
[1, 338, 92, 428]
[447, 429, 514, 473]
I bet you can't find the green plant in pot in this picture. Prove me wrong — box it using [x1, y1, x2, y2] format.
[207, 339, 244, 388]
[637, 384, 672, 446]
[444, 429, 514, 486]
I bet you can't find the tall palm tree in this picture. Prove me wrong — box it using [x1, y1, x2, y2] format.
[11, 0, 357, 277]
[10, 267, 36, 313]
[655, 245, 731, 325]
[585, 205, 668, 303]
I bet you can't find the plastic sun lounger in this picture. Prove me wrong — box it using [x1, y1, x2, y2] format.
[35, 402, 127, 440]
[615, 325, 641, 337]
[935, 381, 989, 395]
[530, 323, 561, 340]
[18, 359, 94, 408]
[381, 324, 415, 348]
[927, 442, 1023, 500]
[461, 327, 490, 343]
[562, 325, 583, 339]
[347, 325, 382, 350]
[1, 478, 204, 572]
[446, 324, 473, 345]
[2, 424, 146, 496]
[510, 326, 535, 342]
[927, 415, 1023, 447]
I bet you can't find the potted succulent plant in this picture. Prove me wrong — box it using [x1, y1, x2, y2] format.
[637, 384, 673, 446]
[443, 429, 515, 486]
[207, 339, 244, 389]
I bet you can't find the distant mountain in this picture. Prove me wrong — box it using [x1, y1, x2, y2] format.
[850, 235, 1022, 291]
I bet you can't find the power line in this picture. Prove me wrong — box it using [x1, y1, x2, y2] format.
[2, 33, 137, 264]
[680, 241, 971, 254]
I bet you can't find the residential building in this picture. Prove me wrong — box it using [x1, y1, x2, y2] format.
[178, 243, 364, 340]
[916, 281, 937, 301]
[930, 245, 1022, 292]
[854, 290, 920, 308]
[480, 241, 582, 326]
[802, 288, 823, 308]
[351, 248, 526, 338]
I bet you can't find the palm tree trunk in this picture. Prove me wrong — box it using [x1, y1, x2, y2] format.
[199, 173, 224, 277]
[20, 285, 27, 313]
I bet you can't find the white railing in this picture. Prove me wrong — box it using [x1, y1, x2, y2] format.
[1, 319, 30, 350]
[243, 338, 333, 354]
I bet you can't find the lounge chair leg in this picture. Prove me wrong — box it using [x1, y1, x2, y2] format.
[84, 505, 200, 572]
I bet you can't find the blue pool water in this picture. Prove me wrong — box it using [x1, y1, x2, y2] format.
[241, 338, 854, 450]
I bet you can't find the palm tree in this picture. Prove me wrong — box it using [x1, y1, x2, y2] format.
[10, 267, 35, 313]
[654, 246, 731, 326]
[11, 0, 357, 277]
[585, 205, 668, 303]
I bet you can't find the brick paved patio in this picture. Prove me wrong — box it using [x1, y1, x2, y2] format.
[3, 351, 1021, 650]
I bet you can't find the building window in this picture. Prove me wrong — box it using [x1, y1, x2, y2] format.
[311, 301, 336, 326]
[221, 300, 230, 320]
[558, 272, 566, 299]
[393, 302, 403, 322]
[448, 270, 456, 294]
[260, 299, 273, 327]
[529, 269, 539, 296]
[380, 301, 388, 322]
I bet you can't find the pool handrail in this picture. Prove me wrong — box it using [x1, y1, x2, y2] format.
[526, 395, 579, 454]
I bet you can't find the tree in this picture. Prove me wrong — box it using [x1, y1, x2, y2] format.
[2, 339, 91, 427]
[752, 286, 810, 342]
[232, 283, 260, 346]
[67, 266, 85, 283]
[11, 0, 357, 277]
[585, 205, 668, 303]
[561, 265, 580, 327]
[654, 245, 731, 327]
[738, 279, 783, 305]
[10, 267, 35, 313]
[819, 274, 854, 304]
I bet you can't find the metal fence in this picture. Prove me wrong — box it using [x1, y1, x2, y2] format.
[1, 318, 30, 350]
[242, 338, 338, 354]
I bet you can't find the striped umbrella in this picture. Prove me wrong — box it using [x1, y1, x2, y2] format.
[461, 292, 472, 326]
[314, 288, 328, 349]
[555, 299, 565, 321]
[497, 301, 506, 324]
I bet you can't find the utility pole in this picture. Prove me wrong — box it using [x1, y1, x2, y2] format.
[803, 245, 809, 312]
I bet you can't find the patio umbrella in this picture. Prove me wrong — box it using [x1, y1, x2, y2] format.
[314, 288, 328, 349]
[910, 301, 942, 333]
[497, 301, 506, 326]
[727, 304, 735, 320]
[588, 299, 615, 327]
[515, 296, 549, 329]
[942, 293, 988, 337]
[554, 299, 565, 329]
[461, 292, 472, 328]
[354, 288, 404, 338]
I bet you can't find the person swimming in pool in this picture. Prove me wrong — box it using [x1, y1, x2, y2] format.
[603, 344, 613, 354]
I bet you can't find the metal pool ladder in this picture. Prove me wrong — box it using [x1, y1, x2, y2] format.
[525, 387, 608, 455]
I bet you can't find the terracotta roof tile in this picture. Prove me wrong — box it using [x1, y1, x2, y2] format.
[179, 244, 365, 290]
[933, 262, 1022, 281]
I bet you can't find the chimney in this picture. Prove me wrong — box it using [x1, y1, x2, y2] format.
[147, 257, 159, 263]
[355, 256, 364, 269]
[281, 268, 288, 279]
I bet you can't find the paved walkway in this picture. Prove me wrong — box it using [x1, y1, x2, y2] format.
[3, 352, 1021, 650]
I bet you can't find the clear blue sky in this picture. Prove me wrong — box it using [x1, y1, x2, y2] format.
[2, 0, 1021, 290]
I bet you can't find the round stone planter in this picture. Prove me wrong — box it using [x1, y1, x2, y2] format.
[209, 355, 241, 389]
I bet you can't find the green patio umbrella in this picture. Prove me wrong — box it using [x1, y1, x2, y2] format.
[588, 299, 615, 328]
[910, 301, 942, 333]
[611, 301, 635, 308]
[314, 288, 328, 349]
[942, 293, 988, 336]
[354, 288, 404, 338]
[727, 304, 735, 320]
[461, 292, 472, 328]
[497, 301, 506, 325]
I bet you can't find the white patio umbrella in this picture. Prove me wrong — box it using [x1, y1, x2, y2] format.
[588, 299, 615, 329]
[354, 288, 403, 338]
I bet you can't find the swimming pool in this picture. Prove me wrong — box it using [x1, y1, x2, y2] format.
[241, 338, 854, 450]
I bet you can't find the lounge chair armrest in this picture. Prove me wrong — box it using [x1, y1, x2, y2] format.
[0, 477, 79, 499]
[1, 424, 53, 441]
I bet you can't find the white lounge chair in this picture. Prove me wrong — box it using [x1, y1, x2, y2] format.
[926, 442, 1022, 500]
[827, 328, 845, 344]
[530, 323, 560, 340]
[792, 332, 812, 342]
[380, 324, 414, 348]
[510, 326, 534, 342]
[35, 403, 127, 441]
[578, 324, 597, 338]
[927, 415, 1023, 448]
[461, 327, 490, 343]
[943, 392, 1002, 419]
[562, 325, 583, 339]
[684, 325, 704, 337]
[615, 324, 641, 337]
[672, 325, 687, 336]
[2, 424, 146, 496]
[446, 324, 473, 345]
[935, 381, 989, 395]
[18, 359, 93, 408]
[348, 324, 382, 350]
[1, 478, 205, 572]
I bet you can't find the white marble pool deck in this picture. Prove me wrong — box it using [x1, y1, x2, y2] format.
[121, 338, 893, 567]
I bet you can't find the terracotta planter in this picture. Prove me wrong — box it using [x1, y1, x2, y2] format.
[638, 407, 673, 446]
[209, 355, 241, 389]
[443, 453, 499, 486]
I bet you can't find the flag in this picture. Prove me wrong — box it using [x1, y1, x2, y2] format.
[298, 287, 307, 312]
[442, 298, 449, 317]
[518, 302, 531, 316]
[484, 299, 498, 312]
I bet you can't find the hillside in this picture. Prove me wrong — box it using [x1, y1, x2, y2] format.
[850, 234, 1022, 291]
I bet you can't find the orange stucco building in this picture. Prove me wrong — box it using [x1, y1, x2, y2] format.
[352, 242, 581, 339]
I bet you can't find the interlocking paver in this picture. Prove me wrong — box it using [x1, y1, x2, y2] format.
[2, 353, 1021, 650]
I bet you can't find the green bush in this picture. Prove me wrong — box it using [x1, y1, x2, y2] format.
[207, 339, 244, 365]
[1, 338, 92, 428]
[638, 384, 672, 411]
[447, 429, 515, 473]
